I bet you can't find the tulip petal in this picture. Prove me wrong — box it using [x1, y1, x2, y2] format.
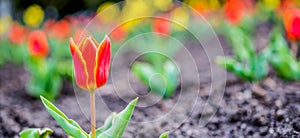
[94, 36, 111, 88]
[70, 40, 89, 89]
[80, 37, 97, 88]
[28, 30, 49, 58]
[69, 38, 76, 56]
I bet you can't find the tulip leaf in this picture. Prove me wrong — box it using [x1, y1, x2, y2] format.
[40, 96, 89, 138]
[264, 29, 300, 80]
[95, 113, 115, 136]
[132, 62, 167, 97]
[216, 26, 268, 82]
[163, 61, 179, 98]
[159, 131, 169, 138]
[132, 62, 158, 84]
[132, 61, 180, 98]
[96, 97, 138, 138]
[19, 128, 53, 138]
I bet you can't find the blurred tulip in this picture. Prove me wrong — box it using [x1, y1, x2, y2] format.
[152, 16, 170, 35]
[224, 0, 253, 25]
[8, 22, 29, 45]
[27, 30, 49, 58]
[281, 0, 299, 10]
[69, 35, 111, 90]
[43, 19, 56, 32]
[43, 19, 70, 40]
[23, 4, 44, 28]
[283, 9, 300, 41]
[110, 26, 127, 42]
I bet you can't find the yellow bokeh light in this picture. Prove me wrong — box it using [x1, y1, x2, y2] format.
[23, 4, 44, 28]
[153, 0, 173, 11]
[97, 2, 120, 23]
[0, 15, 12, 36]
[262, 0, 280, 11]
[171, 6, 190, 31]
[121, 0, 153, 31]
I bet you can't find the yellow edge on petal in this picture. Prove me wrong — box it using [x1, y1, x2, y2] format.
[90, 37, 100, 48]
[81, 36, 98, 54]
[72, 41, 90, 90]
[94, 35, 110, 88]
[77, 35, 90, 50]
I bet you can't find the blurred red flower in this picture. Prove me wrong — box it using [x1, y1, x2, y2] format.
[43, 19, 71, 40]
[27, 30, 49, 58]
[284, 9, 300, 41]
[70, 35, 111, 90]
[110, 26, 127, 42]
[8, 22, 29, 45]
[224, 0, 253, 25]
[152, 16, 170, 35]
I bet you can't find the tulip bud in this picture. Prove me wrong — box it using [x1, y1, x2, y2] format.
[27, 30, 49, 58]
[70, 35, 111, 90]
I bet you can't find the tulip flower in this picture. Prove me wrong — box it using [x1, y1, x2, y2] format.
[69, 35, 111, 91]
[70, 35, 111, 138]
[8, 22, 29, 45]
[27, 30, 49, 58]
[283, 8, 300, 58]
[43, 19, 70, 40]
[224, 0, 253, 25]
[152, 16, 170, 35]
[283, 9, 300, 41]
[110, 26, 127, 42]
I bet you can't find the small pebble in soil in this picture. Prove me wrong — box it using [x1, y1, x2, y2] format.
[259, 126, 269, 136]
[292, 120, 300, 132]
[276, 109, 285, 121]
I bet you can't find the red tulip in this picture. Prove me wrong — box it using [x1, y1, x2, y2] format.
[283, 9, 300, 41]
[152, 16, 170, 35]
[110, 26, 127, 42]
[43, 19, 71, 40]
[70, 35, 111, 90]
[224, 0, 253, 25]
[27, 30, 49, 58]
[8, 22, 29, 45]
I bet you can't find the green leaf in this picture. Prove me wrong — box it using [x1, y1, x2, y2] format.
[159, 131, 169, 138]
[228, 27, 254, 62]
[19, 128, 53, 138]
[163, 61, 179, 98]
[266, 29, 300, 80]
[132, 62, 157, 85]
[95, 113, 115, 136]
[97, 97, 138, 138]
[133, 62, 170, 97]
[40, 96, 88, 138]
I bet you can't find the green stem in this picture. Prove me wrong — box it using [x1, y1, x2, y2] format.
[90, 91, 96, 138]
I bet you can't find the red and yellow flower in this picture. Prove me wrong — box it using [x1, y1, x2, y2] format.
[27, 30, 49, 58]
[70, 35, 111, 90]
